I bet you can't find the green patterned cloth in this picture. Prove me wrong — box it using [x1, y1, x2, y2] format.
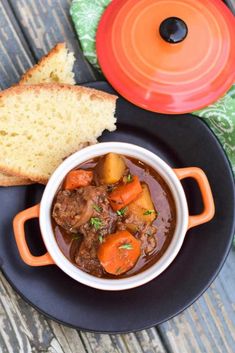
[70, 0, 111, 70]
[70, 0, 235, 175]
[194, 86, 235, 175]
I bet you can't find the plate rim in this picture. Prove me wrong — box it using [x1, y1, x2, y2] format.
[1, 80, 234, 333]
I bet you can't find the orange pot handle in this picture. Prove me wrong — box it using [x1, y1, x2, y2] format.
[173, 168, 215, 230]
[13, 204, 54, 266]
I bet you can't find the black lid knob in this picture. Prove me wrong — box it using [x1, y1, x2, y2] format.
[159, 17, 188, 44]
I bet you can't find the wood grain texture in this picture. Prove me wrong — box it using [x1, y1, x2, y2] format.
[0, 271, 169, 353]
[159, 252, 235, 353]
[0, 253, 234, 353]
[7, 0, 100, 83]
[0, 0, 34, 89]
[0, 272, 60, 353]
[80, 329, 167, 353]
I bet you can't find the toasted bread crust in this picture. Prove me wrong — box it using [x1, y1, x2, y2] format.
[19, 43, 68, 85]
[0, 165, 47, 184]
[0, 142, 93, 185]
[0, 83, 117, 103]
[0, 143, 92, 185]
[0, 173, 33, 186]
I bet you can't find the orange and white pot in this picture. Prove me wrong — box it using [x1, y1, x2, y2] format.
[13, 142, 215, 290]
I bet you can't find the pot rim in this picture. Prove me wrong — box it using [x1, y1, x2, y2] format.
[39, 142, 188, 290]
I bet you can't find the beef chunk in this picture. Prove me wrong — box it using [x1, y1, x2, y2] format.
[75, 240, 103, 277]
[52, 186, 107, 232]
[52, 185, 118, 275]
[117, 213, 157, 255]
[52, 183, 157, 276]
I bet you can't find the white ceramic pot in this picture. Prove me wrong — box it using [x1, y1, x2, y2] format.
[13, 142, 215, 290]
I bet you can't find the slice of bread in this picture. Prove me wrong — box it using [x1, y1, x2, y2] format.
[19, 43, 75, 85]
[0, 84, 117, 184]
[0, 43, 76, 186]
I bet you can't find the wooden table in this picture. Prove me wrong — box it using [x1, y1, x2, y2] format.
[0, 1, 234, 352]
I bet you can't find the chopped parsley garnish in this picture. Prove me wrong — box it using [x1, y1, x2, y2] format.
[90, 217, 102, 230]
[143, 209, 155, 215]
[119, 243, 133, 250]
[93, 204, 102, 213]
[98, 234, 103, 243]
[116, 207, 128, 216]
[127, 174, 133, 183]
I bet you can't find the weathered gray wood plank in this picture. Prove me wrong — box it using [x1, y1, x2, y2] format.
[1, 250, 234, 353]
[0, 0, 34, 89]
[158, 251, 235, 353]
[134, 329, 168, 353]
[80, 329, 167, 353]
[0, 269, 169, 353]
[49, 321, 86, 353]
[7, 0, 99, 83]
[0, 271, 68, 353]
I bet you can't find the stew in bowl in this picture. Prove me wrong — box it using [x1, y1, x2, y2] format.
[13, 142, 215, 290]
[52, 153, 176, 278]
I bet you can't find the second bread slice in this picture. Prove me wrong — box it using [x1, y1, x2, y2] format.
[0, 84, 117, 184]
[19, 43, 75, 85]
[0, 42, 76, 186]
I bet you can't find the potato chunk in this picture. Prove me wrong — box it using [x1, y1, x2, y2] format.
[127, 183, 156, 223]
[96, 153, 126, 184]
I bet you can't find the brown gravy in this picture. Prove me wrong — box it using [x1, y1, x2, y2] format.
[52, 155, 177, 278]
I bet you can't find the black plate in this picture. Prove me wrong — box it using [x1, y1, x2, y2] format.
[0, 82, 234, 333]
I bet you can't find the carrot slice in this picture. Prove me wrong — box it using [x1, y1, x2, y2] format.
[64, 170, 93, 190]
[109, 175, 142, 211]
[97, 230, 141, 275]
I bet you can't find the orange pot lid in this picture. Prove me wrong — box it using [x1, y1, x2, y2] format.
[96, 0, 235, 114]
